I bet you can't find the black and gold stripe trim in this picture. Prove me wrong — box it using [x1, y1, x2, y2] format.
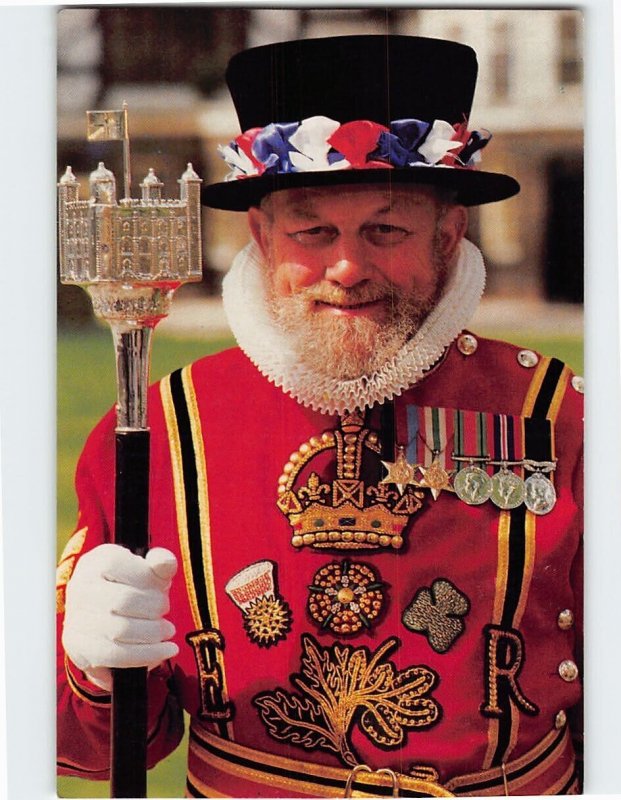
[482, 357, 571, 770]
[446, 726, 572, 795]
[484, 501, 537, 768]
[188, 723, 450, 797]
[162, 368, 213, 629]
[64, 655, 111, 707]
[161, 366, 233, 740]
[522, 359, 559, 472]
[187, 722, 574, 798]
[57, 759, 109, 777]
[521, 357, 571, 423]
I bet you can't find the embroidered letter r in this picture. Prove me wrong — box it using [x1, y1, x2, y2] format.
[481, 624, 539, 717]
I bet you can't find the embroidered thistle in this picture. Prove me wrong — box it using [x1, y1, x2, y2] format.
[254, 635, 440, 767]
[225, 561, 292, 647]
[243, 596, 292, 647]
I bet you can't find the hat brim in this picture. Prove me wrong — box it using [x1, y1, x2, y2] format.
[201, 166, 520, 211]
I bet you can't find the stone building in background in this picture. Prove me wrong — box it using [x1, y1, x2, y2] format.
[57, 7, 583, 324]
[408, 9, 583, 302]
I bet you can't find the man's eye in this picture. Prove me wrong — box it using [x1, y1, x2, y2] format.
[364, 224, 411, 245]
[289, 227, 337, 245]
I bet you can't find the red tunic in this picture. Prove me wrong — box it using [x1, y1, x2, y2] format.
[57, 334, 583, 797]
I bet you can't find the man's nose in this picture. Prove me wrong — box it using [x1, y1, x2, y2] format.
[324, 236, 371, 287]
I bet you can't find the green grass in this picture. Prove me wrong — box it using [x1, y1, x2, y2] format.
[475, 331, 584, 377]
[58, 725, 189, 797]
[57, 325, 582, 798]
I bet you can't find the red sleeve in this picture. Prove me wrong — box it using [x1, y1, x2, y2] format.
[56, 411, 185, 779]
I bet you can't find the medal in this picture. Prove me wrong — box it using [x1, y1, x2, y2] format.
[415, 407, 454, 500]
[418, 454, 453, 500]
[452, 410, 490, 505]
[453, 464, 492, 505]
[522, 458, 557, 515]
[488, 413, 527, 510]
[490, 466, 525, 510]
[524, 471, 557, 515]
[380, 446, 420, 495]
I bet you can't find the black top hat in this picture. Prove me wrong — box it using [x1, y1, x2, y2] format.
[201, 35, 520, 210]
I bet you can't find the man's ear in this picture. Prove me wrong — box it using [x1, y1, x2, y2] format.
[248, 206, 270, 259]
[436, 205, 468, 262]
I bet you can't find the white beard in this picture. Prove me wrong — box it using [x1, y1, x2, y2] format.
[222, 239, 486, 415]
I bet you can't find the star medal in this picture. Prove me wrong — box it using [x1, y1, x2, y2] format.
[380, 446, 419, 495]
[523, 463, 557, 515]
[418, 453, 453, 501]
[225, 561, 292, 647]
[453, 464, 492, 505]
[490, 465, 525, 510]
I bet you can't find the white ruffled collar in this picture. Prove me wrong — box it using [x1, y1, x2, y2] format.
[222, 239, 485, 415]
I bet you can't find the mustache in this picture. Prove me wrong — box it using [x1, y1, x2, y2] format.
[292, 282, 401, 306]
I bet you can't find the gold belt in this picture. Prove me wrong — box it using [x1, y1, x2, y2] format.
[186, 722, 578, 797]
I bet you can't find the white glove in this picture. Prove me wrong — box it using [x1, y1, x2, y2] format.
[62, 544, 179, 692]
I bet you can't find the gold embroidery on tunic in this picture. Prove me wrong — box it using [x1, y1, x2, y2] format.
[254, 635, 440, 767]
[244, 596, 291, 646]
[307, 560, 385, 635]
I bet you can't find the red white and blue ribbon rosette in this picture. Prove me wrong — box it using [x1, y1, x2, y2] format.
[218, 115, 491, 181]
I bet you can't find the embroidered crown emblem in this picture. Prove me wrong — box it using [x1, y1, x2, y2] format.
[276, 412, 424, 551]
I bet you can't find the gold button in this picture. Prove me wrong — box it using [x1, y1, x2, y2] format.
[571, 375, 584, 394]
[555, 710, 567, 729]
[517, 349, 539, 368]
[557, 609, 574, 630]
[558, 660, 579, 682]
[457, 333, 478, 356]
[337, 587, 355, 604]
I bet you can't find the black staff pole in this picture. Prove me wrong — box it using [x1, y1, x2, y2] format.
[110, 326, 153, 798]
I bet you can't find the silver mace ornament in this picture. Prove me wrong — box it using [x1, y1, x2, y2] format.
[58, 103, 202, 798]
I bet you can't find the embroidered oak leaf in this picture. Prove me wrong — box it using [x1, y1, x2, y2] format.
[402, 579, 470, 653]
[254, 690, 338, 755]
[253, 634, 440, 767]
[359, 664, 440, 747]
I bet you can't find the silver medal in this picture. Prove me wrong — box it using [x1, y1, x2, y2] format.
[490, 469, 525, 510]
[524, 472, 557, 515]
[453, 465, 492, 505]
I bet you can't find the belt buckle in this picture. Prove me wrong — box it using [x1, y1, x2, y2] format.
[344, 764, 399, 798]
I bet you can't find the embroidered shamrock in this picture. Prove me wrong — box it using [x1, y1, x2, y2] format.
[402, 579, 470, 653]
